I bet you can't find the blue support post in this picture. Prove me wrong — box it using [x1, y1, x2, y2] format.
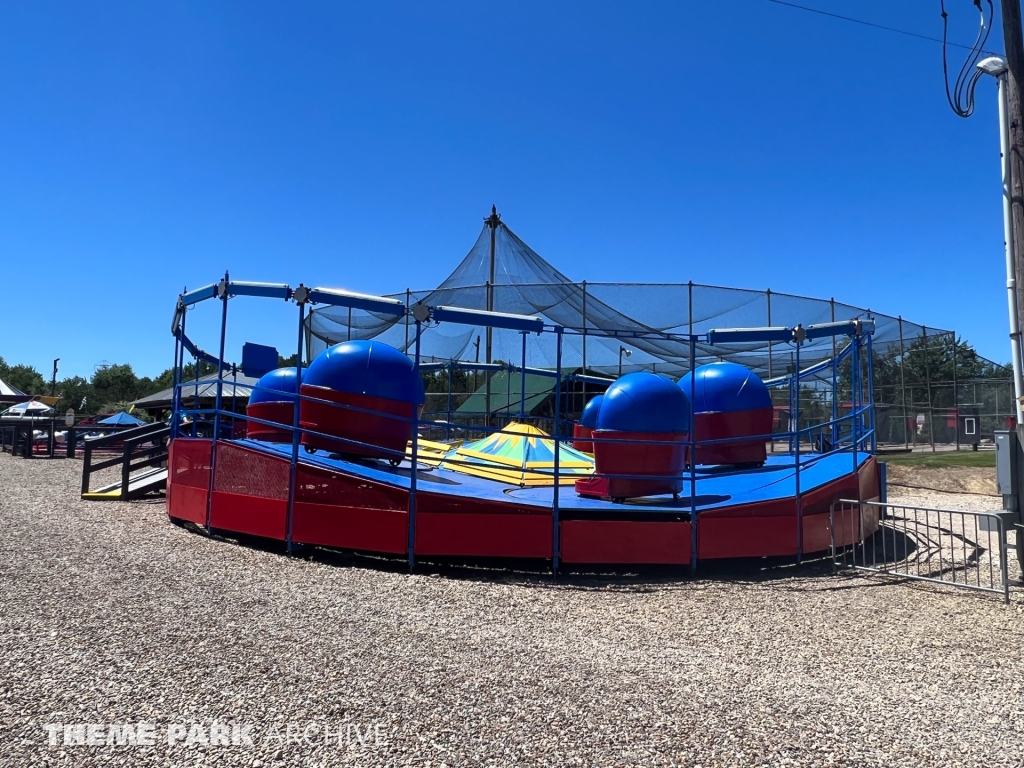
[213, 272, 229, 442]
[794, 337, 802, 564]
[852, 331, 860, 474]
[552, 327, 562, 574]
[831, 346, 838, 448]
[204, 272, 230, 532]
[408, 321, 422, 572]
[519, 331, 527, 419]
[866, 330, 876, 454]
[787, 366, 794, 455]
[171, 304, 185, 440]
[446, 360, 453, 440]
[192, 346, 201, 438]
[688, 336, 698, 574]
[285, 300, 306, 554]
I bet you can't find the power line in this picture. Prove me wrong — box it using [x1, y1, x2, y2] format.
[767, 0, 1000, 56]
[940, 0, 994, 118]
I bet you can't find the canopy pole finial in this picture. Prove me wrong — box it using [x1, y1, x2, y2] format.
[483, 205, 502, 426]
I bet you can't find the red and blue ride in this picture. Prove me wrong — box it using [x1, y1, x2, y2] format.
[166, 278, 881, 572]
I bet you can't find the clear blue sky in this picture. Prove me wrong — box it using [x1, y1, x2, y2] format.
[0, 1, 1012, 379]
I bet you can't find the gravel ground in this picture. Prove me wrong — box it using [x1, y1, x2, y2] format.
[2, 453, 1024, 768]
[885, 465, 998, 496]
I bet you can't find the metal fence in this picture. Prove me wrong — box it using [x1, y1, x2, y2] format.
[830, 499, 1011, 602]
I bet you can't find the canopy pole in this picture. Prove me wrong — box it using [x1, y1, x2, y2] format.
[446, 360, 453, 440]
[581, 280, 587, 414]
[689, 335, 698, 574]
[688, 281, 693, 336]
[794, 335, 802, 564]
[484, 206, 501, 427]
[404, 289, 410, 351]
[767, 289, 773, 453]
[552, 327, 563, 575]
[408, 320, 423, 573]
[520, 332, 527, 419]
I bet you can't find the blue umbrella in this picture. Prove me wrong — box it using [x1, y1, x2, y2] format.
[98, 411, 146, 426]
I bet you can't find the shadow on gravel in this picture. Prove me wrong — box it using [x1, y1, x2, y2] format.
[191, 528, 856, 592]
[173, 519, 930, 595]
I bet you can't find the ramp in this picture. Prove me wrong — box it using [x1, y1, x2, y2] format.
[81, 421, 170, 501]
[82, 467, 168, 501]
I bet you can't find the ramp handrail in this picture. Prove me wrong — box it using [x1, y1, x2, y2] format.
[82, 422, 171, 498]
[82, 420, 167, 448]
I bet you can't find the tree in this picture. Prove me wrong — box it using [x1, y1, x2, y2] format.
[869, 335, 1008, 409]
[421, 366, 472, 394]
[56, 376, 94, 414]
[92, 364, 145, 408]
[150, 367, 176, 392]
[0, 357, 46, 395]
[1, 355, 177, 414]
[855, 335, 1012, 444]
[149, 362, 216, 393]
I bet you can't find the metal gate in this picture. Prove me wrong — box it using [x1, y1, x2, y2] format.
[830, 499, 1011, 603]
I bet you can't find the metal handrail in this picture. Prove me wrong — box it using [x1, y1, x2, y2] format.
[82, 423, 171, 497]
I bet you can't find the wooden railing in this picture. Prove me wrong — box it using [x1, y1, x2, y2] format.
[81, 422, 171, 498]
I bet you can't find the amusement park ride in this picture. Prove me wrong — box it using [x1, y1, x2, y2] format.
[159, 275, 882, 573]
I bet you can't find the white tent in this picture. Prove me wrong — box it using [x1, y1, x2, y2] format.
[0, 377, 25, 398]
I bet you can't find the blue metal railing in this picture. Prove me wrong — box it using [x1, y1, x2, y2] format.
[169, 278, 878, 574]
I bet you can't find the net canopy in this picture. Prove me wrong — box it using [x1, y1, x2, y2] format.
[308, 219, 954, 378]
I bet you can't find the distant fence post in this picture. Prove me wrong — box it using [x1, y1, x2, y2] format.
[923, 328, 935, 452]
[952, 335, 960, 451]
[898, 316, 908, 449]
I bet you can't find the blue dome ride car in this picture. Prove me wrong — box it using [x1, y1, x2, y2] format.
[577, 373, 690, 502]
[299, 341, 424, 461]
[678, 362, 773, 466]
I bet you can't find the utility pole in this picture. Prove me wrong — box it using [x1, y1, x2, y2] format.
[1003, 0, 1024, 413]
[50, 359, 59, 397]
[1001, 0, 1024, 578]
[484, 205, 501, 426]
[1003, 1, 1024, 396]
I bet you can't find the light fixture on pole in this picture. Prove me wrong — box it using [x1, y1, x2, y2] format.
[618, 346, 632, 377]
[977, 55, 1024, 425]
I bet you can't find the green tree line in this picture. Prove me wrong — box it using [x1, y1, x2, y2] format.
[0, 357, 209, 416]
